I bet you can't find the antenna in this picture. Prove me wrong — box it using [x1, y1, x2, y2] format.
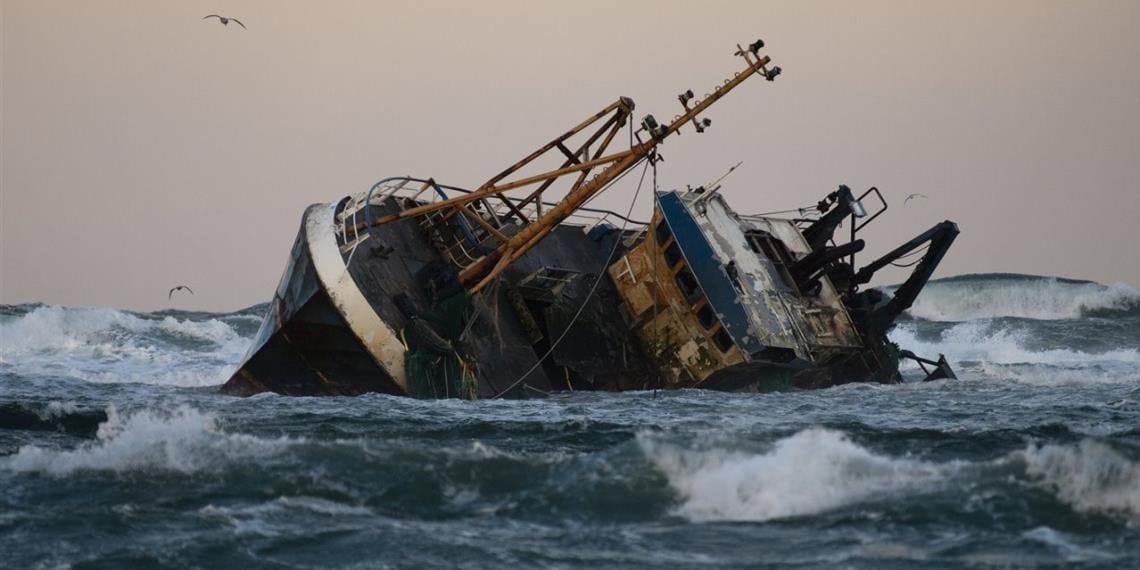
[706, 161, 744, 189]
[363, 39, 782, 293]
[690, 161, 745, 207]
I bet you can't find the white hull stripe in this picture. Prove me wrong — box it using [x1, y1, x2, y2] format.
[305, 203, 408, 391]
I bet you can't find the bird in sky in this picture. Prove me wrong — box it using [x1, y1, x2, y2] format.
[168, 285, 195, 300]
[203, 14, 246, 29]
[904, 193, 928, 205]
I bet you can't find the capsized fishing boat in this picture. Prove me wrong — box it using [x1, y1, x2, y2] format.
[223, 39, 957, 398]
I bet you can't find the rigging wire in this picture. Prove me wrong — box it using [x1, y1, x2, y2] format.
[491, 157, 653, 399]
[463, 116, 640, 345]
[889, 244, 930, 268]
[650, 159, 660, 398]
[890, 257, 926, 268]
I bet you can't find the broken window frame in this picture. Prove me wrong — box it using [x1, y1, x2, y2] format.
[745, 229, 797, 291]
[663, 241, 684, 270]
[712, 327, 735, 353]
[654, 220, 672, 246]
[673, 267, 702, 304]
[696, 301, 717, 329]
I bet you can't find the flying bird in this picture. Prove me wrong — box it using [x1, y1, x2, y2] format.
[203, 14, 246, 29]
[904, 193, 928, 205]
[168, 285, 195, 300]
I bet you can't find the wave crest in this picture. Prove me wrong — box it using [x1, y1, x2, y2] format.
[0, 305, 252, 386]
[901, 274, 1140, 321]
[1, 406, 293, 475]
[640, 428, 954, 522]
[642, 428, 1140, 523]
[1021, 440, 1140, 521]
[890, 321, 1139, 366]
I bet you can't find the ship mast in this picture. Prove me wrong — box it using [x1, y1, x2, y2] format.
[369, 40, 781, 293]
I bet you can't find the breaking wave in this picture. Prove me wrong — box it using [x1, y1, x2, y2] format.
[889, 321, 1140, 366]
[0, 304, 255, 386]
[641, 428, 1140, 524]
[641, 428, 955, 521]
[1, 406, 292, 474]
[888, 319, 1140, 384]
[4, 405, 1139, 533]
[900, 274, 1140, 321]
[1020, 440, 1140, 521]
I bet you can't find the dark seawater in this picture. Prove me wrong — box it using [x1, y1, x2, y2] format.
[2, 274, 1138, 568]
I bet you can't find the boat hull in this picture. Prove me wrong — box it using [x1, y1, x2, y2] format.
[224, 196, 660, 397]
[222, 204, 406, 396]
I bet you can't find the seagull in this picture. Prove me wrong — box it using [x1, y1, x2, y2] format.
[904, 193, 928, 205]
[169, 285, 195, 300]
[203, 14, 246, 29]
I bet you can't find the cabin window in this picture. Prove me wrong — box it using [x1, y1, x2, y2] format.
[712, 327, 735, 352]
[696, 303, 717, 329]
[674, 267, 701, 302]
[655, 221, 672, 245]
[746, 230, 794, 266]
[746, 229, 796, 290]
[663, 241, 683, 268]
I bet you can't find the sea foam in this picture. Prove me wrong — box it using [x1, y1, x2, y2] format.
[641, 428, 955, 522]
[900, 274, 1140, 321]
[1021, 440, 1140, 522]
[1, 406, 292, 475]
[643, 428, 1140, 524]
[889, 321, 1140, 368]
[0, 305, 249, 386]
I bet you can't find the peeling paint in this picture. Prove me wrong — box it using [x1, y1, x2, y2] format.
[610, 189, 866, 386]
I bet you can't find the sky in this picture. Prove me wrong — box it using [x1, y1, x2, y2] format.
[2, 1, 1139, 311]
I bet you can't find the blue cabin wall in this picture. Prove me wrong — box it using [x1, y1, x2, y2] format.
[655, 191, 764, 358]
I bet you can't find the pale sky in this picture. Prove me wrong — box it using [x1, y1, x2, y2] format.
[3, 1, 1139, 311]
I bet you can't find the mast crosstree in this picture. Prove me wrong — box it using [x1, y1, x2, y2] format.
[367, 39, 782, 292]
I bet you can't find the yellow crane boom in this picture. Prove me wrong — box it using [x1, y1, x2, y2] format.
[367, 39, 781, 293]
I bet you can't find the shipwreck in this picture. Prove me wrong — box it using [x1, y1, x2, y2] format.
[223, 39, 957, 399]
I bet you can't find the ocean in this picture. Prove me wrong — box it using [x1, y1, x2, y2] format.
[1, 273, 1138, 568]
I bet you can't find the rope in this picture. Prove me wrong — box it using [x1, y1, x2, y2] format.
[462, 118, 640, 346]
[491, 157, 652, 398]
[890, 257, 926, 268]
[890, 245, 930, 268]
[651, 159, 660, 398]
[459, 289, 488, 341]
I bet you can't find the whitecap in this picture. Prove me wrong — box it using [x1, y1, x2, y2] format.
[1, 406, 295, 475]
[1020, 439, 1140, 522]
[0, 304, 251, 387]
[641, 428, 957, 522]
[898, 275, 1140, 321]
[889, 320, 1139, 377]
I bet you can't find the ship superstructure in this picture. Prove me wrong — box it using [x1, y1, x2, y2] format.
[223, 39, 956, 398]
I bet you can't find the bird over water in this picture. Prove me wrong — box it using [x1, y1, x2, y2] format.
[168, 285, 195, 300]
[203, 15, 246, 29]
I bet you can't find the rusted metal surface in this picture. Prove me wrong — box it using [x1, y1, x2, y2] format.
[699, 195, 863, 353]
[350, 42, 780, 298]
[608, 208, 747, 386]
[366, 99, 635, 229]
[224, 39, 961, 399]
[609, 188, 865, 388]
[459, 50, 778, 291]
